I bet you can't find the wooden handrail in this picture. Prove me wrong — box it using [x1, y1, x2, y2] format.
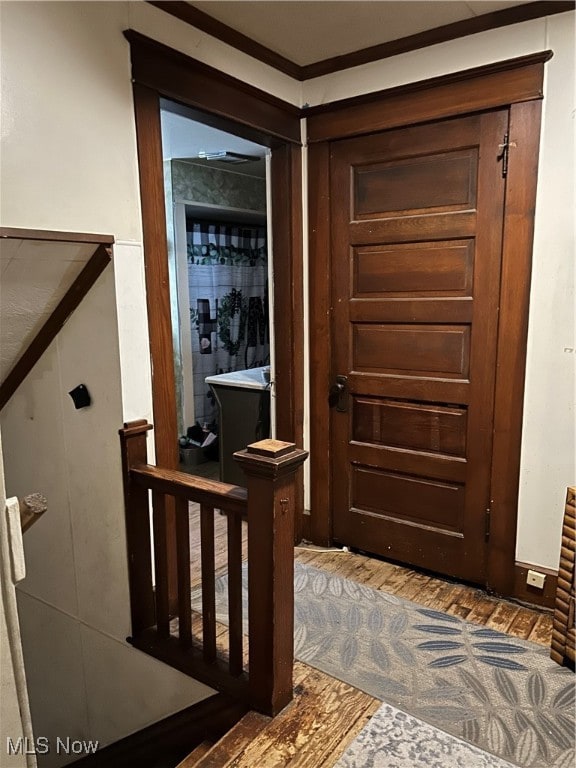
[119, 420, 308, 717]
[130, 464, 247, 514]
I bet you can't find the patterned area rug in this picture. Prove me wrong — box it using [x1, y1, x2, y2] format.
[334, 703, 516, 768]
[199, 562, 575, 768]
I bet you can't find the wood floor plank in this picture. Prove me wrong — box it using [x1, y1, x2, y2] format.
[424, 583, 466, 613]
[506, 608, 539, 640]
[193, 711, 270, 768]
[463, 597, 499, 626]
[231, 663, 379, 768]
[484, 601, 521, 635]
[527, 613, 554, 646]
[312, 699, 381, 768]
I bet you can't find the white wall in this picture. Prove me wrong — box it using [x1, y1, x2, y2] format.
[301, 12, 576, 571]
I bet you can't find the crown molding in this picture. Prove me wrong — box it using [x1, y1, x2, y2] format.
[148, 1, 574, 82]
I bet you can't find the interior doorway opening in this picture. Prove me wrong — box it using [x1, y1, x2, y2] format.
[159, 99, 274, 485]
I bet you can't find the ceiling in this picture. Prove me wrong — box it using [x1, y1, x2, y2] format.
[189, 1, 535, 67]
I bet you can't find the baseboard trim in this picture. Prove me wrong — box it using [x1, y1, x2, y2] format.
[513, 561, 558, 609]
[71, 692, 248, 767]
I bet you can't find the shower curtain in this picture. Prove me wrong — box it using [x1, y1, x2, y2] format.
[187, 220, 269, 428]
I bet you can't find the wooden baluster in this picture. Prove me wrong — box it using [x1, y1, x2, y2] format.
[152, 491, 170, 637]
[201, 504, 216, 663]
[119, 420, 155, 636]
[175, 496, 192, 647]
[227, 512, 243, 676]
[235, 440, 308, 716]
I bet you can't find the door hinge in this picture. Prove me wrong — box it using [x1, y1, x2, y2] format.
[498, 133, 517, 178]
[485, 506, 491, 541]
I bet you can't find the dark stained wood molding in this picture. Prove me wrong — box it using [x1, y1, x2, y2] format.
[70, 692, 248, 767]
[487, 100, 543, 597]
[124, 30, 300, 145]
[305, 50, 552, 118]
[301, 2, 572, 79]
[0, 228, 114, 245]
[0, 243, 112, 411]
[147, 1, 303, 80]
[307, 62, 546, 598]
[306, 50, 552, 143]
[513, 561, 557, 610]
[270, 144, 305, 540]
[147, 1, 573, 82]
[131, 83, 179, 612]
[131, 84, 179, 470]
[307, 142, 332, 546]
[128, 35, 304, 532]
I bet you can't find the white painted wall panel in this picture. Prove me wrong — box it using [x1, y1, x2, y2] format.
[56, 268, 129, 639]
[516, 13, 576, 568]
[0, 1, 141, 241]
[2, 344, 78, 618]
[16, 593, 89, 768]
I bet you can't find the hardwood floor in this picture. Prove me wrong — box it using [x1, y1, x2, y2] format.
[182, 504, 555, 767]
[295, 545, 553, 647]
[188, 502, 553, 647]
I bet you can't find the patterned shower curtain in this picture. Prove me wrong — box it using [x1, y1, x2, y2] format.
[187, 221, 269, 427]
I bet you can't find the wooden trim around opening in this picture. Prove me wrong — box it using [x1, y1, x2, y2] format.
[127, 35, 304, 481]
[0, 242, 112, 411]
[487, 99, 543, 597]
[270, 143, 305, 541]
[306, 50, 552, 143]
[132, 83, 179, 470]
[307, 142, 332, 546]
[124, 30, 300, 145]
[148, 1, 573, 81]
[307, 56, 547, 598]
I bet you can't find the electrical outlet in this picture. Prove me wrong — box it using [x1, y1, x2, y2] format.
[526, 569, 546, 589]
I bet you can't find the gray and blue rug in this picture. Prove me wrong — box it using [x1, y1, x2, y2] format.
[198, 561, 575, 768]
[334, 703, 517, 768]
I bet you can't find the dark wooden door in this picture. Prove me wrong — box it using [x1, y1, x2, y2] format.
[330, 110, 508, 584]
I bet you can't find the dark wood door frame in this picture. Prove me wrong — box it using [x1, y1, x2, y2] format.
[307, 53, 549, 598]
[127, 33, 305, 545]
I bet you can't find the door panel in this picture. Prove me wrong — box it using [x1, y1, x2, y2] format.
[354, 241, 474, 296]
[353, 399, 467, 457]
[354, 149, 478, 216]
[353, 324, 470, 377]
[330, 110, 508, 583]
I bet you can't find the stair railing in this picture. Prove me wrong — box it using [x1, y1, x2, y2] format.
[119, 419, 307, 716]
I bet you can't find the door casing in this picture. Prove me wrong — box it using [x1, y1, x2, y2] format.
[307, 52, 549, 598]
[127, 33, 306, 607]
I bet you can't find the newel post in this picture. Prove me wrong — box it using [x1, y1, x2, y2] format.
[234, 439, 308, 716]
[119, 419, 155, 636]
